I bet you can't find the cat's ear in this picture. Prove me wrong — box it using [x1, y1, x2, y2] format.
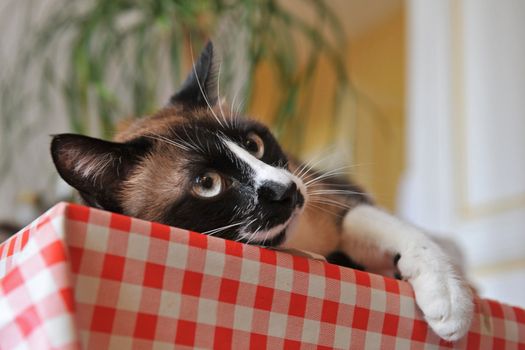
[169, 41, 218, 109]
[51, 134, 150, 212]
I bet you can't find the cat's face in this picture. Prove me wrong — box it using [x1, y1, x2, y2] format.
[51, 42, 307, 246]
[118, 114, 307, 246]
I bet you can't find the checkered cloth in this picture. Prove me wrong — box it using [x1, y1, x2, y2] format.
[0, 203, 524, 349]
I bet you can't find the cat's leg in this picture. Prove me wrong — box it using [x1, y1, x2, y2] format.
[340, 204, 474, 341]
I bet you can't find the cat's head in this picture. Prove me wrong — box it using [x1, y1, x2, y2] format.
[51, 41, 307, 246]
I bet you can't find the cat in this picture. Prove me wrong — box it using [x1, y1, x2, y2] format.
[51, 41, 473, 341]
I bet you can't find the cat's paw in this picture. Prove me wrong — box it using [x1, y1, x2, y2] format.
[412, 271, 473, 341]
[398, 250, 474, 341]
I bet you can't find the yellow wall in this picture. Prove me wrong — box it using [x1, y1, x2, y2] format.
[250, 7, 406, 211]
[350, 9, 406, 210]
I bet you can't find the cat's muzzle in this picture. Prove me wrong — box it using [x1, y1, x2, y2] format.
[258, 181, 304, 210]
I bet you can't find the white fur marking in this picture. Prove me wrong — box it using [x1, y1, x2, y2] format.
[225, 140, 291, 188]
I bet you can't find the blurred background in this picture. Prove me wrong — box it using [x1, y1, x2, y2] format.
[0, 0, 524, 307]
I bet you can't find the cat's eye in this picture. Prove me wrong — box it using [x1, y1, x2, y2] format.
[245, 132, 264, 159]
[192, 171, 225, 198]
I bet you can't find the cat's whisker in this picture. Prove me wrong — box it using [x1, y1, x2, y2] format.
[236, 229, 253, 242]
[295, 157, 317, 179]
[300, 162, 369, 184]
[247, 218, 257, 227]
[294, 146, 338, 179]
[189, 44, 224, 128]
[247, 224, 262, 245]
[307, 194, 353, 205]
[307, 198, 353, 210]
[166, 125, 199, 152]
[306, 203, 345, 218]
[307, 182, 362, 188]
[301, 167, 340, 183]
[240, 228, 252, 243]
[307, 164, 356, 178]
[308, 202, 351, 212]
[234, 96, 246, 119]
[296, 145, 361, 180]
[296, 164, 315, 180]
[254, 225, 263, 244]
[201, 221, 245, 236]
[261, 228, 271, 246]
[216, 62, 229, 127]
[304, 171, 352, 187]
[230, 87, 241, 121]
[307, 189, 368, 196]
[145, 134, 191, 152]
[149, 129, 205, 155]
[245, 226, 256, 245]
[298, 163, 323, 183]
[303, 164, 363, 186]
[235, 218, 258, 242]
[181, 125, 205, 153]
[308, 199, 351, 209]
[230, 83, 247, 129]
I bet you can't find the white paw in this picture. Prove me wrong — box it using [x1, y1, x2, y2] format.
[398, 249, 474, 341]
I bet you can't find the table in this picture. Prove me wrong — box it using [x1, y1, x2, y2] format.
[1, 203, 523, 349]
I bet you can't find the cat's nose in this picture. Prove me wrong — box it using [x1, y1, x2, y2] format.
[258, 181, 298, 206]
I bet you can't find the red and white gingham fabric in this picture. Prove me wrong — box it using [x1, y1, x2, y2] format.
[0, 203, 524, 349]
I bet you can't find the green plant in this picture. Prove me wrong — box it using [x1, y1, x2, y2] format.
[0, 0, 349, 178]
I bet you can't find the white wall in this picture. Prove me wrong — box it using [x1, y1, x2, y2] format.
[401, 0, 525, 307]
